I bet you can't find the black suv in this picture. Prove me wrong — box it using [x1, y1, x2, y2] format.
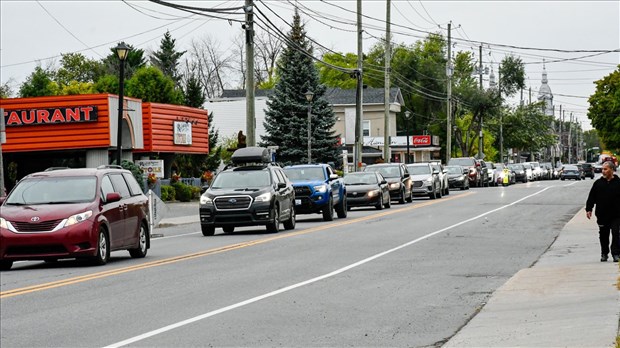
[199, 147, 296, 236]
[580, 163, 595, 179]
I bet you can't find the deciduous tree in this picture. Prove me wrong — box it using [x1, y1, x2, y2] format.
[588, 66, 620, 151]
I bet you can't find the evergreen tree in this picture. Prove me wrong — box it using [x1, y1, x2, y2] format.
[151, 30, 186, 85]
[203, 111, 222, 172]
[261, 10, 339, 165]
[184, 72, 205, 107]
[100, 43, 147, 80]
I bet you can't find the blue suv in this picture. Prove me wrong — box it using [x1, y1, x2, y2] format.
[283, 164, 347, 221]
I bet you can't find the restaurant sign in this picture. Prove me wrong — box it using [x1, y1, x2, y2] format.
[3, 106, 98, 126]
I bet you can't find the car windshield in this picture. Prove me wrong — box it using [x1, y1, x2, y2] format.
[449, 158, 473, 166]
[283, 167, 326, 181]
[344, 173, 378, 185]
[445, 166, 462, 174]
[407, 165, 431, 175]
[564, 165, 578, 171]
[495, 164, 505, 170]
[365, 165, 400, 178]
[211, 170, 271, 188]
[508, 165, 521, 170]
[6, 176, 97, 205]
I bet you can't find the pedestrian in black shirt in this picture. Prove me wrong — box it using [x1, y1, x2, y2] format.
[586, 161, 620, 262]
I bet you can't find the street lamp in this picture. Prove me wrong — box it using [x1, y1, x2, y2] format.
[404, 110, 412, 164]
[114, 42, 131, 165]
[304, 90, 314, 164]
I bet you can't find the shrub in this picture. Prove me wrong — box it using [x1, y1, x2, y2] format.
[161, 185, 175, 201]
[171, 182, 193, 202]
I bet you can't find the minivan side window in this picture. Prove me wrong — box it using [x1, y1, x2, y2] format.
[123, 173, 144, 196]
[109, 174, 131, 198]
[101, 175, 115, 201]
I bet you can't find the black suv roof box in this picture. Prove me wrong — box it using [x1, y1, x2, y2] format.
[231, 147, 271, 165]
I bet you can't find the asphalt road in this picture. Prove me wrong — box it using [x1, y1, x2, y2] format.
[0, 178, 590, 347]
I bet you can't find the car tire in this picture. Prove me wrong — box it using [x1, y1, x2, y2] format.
[399, 189, 406, 204]
[376, 194, 384, 210]
[335, 197, 347, 219]
[128, 223, 148, 258]
[322, 198, 334, 221]
[266, 206, 280, 233]
[201, 225, 215, 236]
[406, 189, 413, 203]
[222, 226, 235, 233]
[428, 188, 436, 200]
[0, 260, 13, 271]
[283, 207, 296, 230]
[91, 228, 110, 266]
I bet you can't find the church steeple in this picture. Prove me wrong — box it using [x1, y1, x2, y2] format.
[537, 59, 554, 116]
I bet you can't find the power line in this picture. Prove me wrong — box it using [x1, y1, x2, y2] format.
[36, 1, 103, 58]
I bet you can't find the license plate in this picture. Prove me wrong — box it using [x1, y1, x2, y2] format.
[295, 199, 301, 205]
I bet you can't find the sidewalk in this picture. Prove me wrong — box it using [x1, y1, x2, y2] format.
[444, 211, 620, 347]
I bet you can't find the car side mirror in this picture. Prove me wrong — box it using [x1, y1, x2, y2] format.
[200, 185, 209, 194]
[329, 174, 339, 181]
[380, 180, 387, 185]
[0, 196, 5, 205]
[278, 182, 287, 189]
[404, 173, 410, 178]
[105, 192, 122, 203]
[432, 170, 439, 175]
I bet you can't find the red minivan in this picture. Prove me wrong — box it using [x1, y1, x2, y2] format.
[0, 166, 150, 271]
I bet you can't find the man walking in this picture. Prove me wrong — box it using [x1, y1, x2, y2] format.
[586, 161, 620, 262]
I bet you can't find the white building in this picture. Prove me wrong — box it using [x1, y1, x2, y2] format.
[206, 87, 440, 164]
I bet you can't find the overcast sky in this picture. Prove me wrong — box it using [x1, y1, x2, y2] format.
[1, 1, 619, 130]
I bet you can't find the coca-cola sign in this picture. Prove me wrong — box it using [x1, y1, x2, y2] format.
[412, 135, 431, 146]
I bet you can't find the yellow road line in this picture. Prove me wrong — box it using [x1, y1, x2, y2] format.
[1, 192, 471, 299]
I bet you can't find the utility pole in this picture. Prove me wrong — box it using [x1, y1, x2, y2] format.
[498, 68, 503, 163]
[477, 44, 483, 160]
[383, 0, 391, 163]
[561, 107, 564, 163]
[445, 21, 452, 164]
[568, 112, 573, 164]
[354, 0, 363, 171]
[244, 0, 255, 146]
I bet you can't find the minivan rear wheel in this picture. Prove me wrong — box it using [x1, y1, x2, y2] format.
[129, 223, 148, 258]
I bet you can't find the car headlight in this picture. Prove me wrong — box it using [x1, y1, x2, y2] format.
[456, 176, 464, 181]
[254, 192, 272, 202]
[389, 182, 400, 189]
[425, 177, 433, 184]
[314, 184, 328, 193]
[367, 189, 380, 197]
[0, 217, 8, 229]
[200, 195, 213, 205]
[63, 211, 93, 227]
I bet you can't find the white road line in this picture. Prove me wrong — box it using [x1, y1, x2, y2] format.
[105, 186, 553, 348]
